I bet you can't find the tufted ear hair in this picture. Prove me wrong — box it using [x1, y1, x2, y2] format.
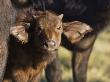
[63, 21, 93, 43]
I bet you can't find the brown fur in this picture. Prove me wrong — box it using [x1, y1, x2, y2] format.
[3, 9, 63, 82]
[6, 5, 92, 82]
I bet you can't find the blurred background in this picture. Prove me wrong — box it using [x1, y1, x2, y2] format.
[42, 28, 110, 82]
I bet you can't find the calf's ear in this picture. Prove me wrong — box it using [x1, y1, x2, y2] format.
[10, 25, 28, 44]
[58, 14, 63, 19]
[63, 21, 93, 43]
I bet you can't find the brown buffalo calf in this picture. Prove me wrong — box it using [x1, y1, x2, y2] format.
[4, 7, 92, 82]
[4, 10, 63, 82]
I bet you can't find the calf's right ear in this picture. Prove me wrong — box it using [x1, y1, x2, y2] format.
[10, 25, 29, 44]
[63, 21, 93, 43]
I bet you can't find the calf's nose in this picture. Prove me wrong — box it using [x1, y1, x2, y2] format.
[45, 40, 56, 48]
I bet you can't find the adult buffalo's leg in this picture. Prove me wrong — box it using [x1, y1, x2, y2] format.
[45, 55, 62, 82]
[72, 34, 97, 82]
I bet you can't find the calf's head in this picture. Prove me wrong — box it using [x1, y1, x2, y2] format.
[10, 10, 92, 51]
[33, 11, 63, 51]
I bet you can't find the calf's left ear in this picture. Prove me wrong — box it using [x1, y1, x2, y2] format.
[63, 21, 93, 43]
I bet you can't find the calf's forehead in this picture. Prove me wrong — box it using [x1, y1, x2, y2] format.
[38, 12, 62, 29]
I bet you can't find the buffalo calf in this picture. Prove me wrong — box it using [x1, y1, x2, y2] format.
[4, 7, 92, 82]
[3, 9, 64, 82]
